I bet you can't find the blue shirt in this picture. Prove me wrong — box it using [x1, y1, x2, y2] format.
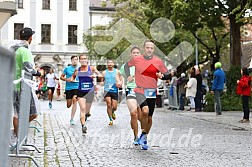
[212, 68, 226, 91]
[104, 69, 118, 93]
[63, 65, 79, 90]
[78, 66, 94, 92]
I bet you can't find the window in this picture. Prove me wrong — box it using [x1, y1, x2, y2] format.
[41, 24, 51, 44]
[18, 0, 23, 8]
[69, 0, 77, 10]
[14, 23, 24, 39]
[68, 25, 77, 44]
[42, 0, 50, 9]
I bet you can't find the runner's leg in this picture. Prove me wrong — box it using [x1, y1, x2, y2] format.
[126, 98, 138, 139]
[78, 97, 87, 133]
[105, 96, 113, 124]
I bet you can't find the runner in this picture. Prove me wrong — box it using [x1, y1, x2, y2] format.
[101, 60, 122, 126]
[45, 68, 59, 109]
[60, 55, 78, 125]
[124, 40, 170, 150]
[120, 46, 142, 145]
[70, 54, 102, 133]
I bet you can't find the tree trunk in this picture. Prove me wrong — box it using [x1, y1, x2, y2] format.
[229, 14, 241, 67]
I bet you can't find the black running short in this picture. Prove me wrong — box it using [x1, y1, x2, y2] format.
[104, 91, 118, 101]
[77, 90, 94, 103]
[65, 89, 78, 99]
[135, 93, 156, 117]
[47, 87, 55, 94]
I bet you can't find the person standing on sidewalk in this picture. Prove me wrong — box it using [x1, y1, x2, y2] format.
[120, 46, 142, 145]
[70, 54, 102, 133]
[236, 67, 251, 123]
[10, 27, 41, 146]
[211, 62, 226, 115]
[60, 55, 79, 125]
[194, 67, 203, 111]
[124, 40, 170, 150]
[46, 68, 59, 109]
[56, 82, 61, 101]
[177, 73, 188, 110]
[101, 59, 122, 126]
[185, 68, 197, 111]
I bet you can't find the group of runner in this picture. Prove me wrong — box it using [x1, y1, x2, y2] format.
[60, 40, 170, 150]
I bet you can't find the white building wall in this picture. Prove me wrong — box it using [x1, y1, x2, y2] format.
[91, 13, 113, 26]
[0, 0, 90, 55]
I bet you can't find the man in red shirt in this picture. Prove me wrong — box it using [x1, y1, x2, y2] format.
[124, 40, 170, 150]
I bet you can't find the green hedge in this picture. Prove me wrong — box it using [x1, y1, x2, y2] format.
[204, 92, 243, 112]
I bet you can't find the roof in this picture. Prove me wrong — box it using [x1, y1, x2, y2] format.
[90, 0, 116, 11]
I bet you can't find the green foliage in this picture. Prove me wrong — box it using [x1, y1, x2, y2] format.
[204, 92, 243, 112]
[226, 66, 241, 94]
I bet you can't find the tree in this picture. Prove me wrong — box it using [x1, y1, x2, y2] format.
[85, 0, 198, 72]
[143, 0, 251, 69]
[222, 0, 251, 66]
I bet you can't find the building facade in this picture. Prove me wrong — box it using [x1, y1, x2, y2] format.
[0, 0, 116, 77]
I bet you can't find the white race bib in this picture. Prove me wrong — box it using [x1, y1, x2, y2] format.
[144, 88, 156, 98]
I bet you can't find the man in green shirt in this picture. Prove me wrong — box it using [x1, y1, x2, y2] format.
[119, 46, 141, 145]
[10, 27, 40, 142]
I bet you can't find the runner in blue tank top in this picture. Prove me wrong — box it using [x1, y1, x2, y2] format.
[70, 54, 102, 133]
[101, 59, 122, 126]
[60, 55, 79, 125]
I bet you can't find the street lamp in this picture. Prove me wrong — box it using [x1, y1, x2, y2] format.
[195, 31, 198, 66]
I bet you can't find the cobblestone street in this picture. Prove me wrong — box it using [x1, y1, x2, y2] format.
[9, 99, 252, 167]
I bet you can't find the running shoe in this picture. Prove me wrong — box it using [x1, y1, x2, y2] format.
[49, 102, 52, 109]
[70, 119, 75, 125]
[138, 134, 148, 150]
[82, 125, 87, 133]
[86, 112, 91, 117]
[133, 137, 139, 145]
[108, 121, 113, 126]
[112, 112, 116, 120]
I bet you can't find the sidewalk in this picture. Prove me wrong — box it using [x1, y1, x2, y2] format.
[163, 108, 252, 131]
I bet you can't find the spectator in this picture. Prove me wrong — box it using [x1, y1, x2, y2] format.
[56, 82, 61, 101]
[156, 78, 164, 108]
[195, 67, 203, 111]
[177, 73, 188, 110]
[10, 27, 40, 147]
[236, 67, 251, 123]
[211, 62, 226, 115]
[185, 68, 197, 111]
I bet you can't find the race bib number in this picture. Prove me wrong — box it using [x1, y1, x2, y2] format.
[108, 84, 115, 91]
[127, 88, 136, 97]
[144, 88, 156, 98]
[81, 83, 92, 91]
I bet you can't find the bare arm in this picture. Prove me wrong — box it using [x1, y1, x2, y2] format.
[115, 70, 122, 88]
[100, 70, 106, 86]
[91, 66, 103, 78]
[60, 73, 71, 82]
[69, 69, 78, 82]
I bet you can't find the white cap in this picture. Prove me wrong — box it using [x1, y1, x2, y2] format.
[181, 73, 186, 77]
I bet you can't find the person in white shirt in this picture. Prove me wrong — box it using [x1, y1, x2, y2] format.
[46, 68, 59, 108]
[185, 68, 197, 111]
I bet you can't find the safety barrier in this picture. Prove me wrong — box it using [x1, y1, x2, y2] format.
[8, 71, 41, 167]
[0, 46, 15, 167]
[166, 85, 179, 110]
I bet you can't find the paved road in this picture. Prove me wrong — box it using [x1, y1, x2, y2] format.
[9, 99, 252, 167]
